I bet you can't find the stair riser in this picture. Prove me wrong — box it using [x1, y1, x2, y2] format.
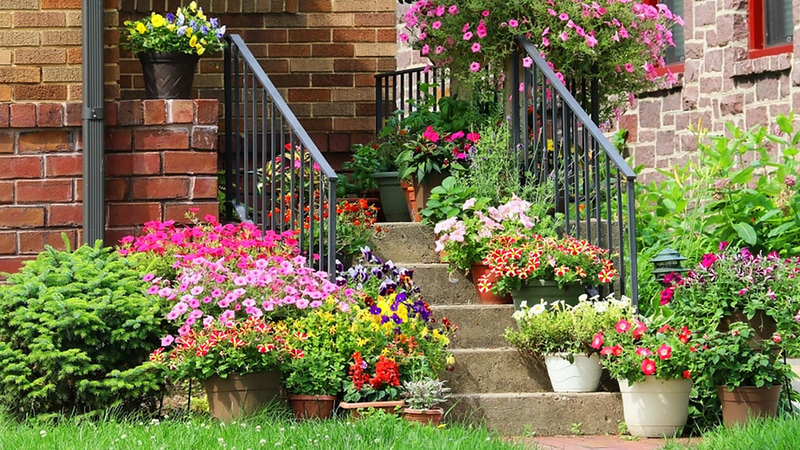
[433, 305, 515, 349]
[443, 350, 551, 393]
[370, 223, 439, 264]
[409, 265, 480, 306]
[446, 393, 624, 436]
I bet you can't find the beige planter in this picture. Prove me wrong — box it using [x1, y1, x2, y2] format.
[202, 371, 283, 422]
[339, 400, 405, 419]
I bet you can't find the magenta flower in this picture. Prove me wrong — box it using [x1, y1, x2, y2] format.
[559, 31, 569, 41]
[432, 20, 441, 30]
[641, 359, 657, 375]
[471, 42, 481, 52]
[421, 44, 430, 55]
[476, 22, 487, 38]
[448, 5, 458, 15]
[161, 335, 174, 347]
[463, 31, 473, 40]
[522, 56, 533, 68]
[508, 19, 518, 28]
[470, 61, 481, 72]
[558, 12, 569, 21]
[422, 125, 440, 142]
[624, 63, 635, 73]
[481, 10, 489, 17]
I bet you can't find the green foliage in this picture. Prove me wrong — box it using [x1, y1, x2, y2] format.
[505, 296, 630, 356]
[453, 124, 521, 205]
[421, 176, 482, 225]
[0, 242, 166, 418]
[338, 143, 381, 196]
[401, 377, 450, 410]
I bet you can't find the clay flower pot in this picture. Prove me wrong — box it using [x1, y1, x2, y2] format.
[402, 407, 444, 426]
[470, 263, 512, 304]
[288, 394, 336, 421]
[202, 371, 283, 422]
[717, 385, 781, 427]
[339, 400, 405, 419]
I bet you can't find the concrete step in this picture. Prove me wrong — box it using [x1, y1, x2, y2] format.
[443, 348, 551, 394]
[370, 222, 439, 264]
[433, 304, 515, 348]
[407, 264, 479, 306]
[446, 392, 623, 436]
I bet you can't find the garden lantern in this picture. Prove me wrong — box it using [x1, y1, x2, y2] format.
[651, 248, 687, 285]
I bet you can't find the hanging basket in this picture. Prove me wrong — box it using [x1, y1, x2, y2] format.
[138, 52, 200, 99]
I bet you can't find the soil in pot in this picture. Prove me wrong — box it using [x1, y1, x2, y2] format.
[288, 394, 336, 421]
[717, 385, 781, 427]
[402, 408, 444, 426]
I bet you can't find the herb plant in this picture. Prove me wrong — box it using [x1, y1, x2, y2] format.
[402, 377, 451, 410]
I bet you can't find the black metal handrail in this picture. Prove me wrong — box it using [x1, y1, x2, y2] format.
[511, 36, 639, 305]
[374, 65, 448, 135]
[223, 34, 337, 273]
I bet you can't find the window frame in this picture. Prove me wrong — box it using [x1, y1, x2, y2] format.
[748, 0, 793, 59]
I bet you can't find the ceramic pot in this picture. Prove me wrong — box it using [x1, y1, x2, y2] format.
[470, 264, 512, 304]
[288, 394, 336, 421]
[618, 377, 691, 437]
[138, 52, 200, 99]
[374, 171, 411, 222]
[402, 408, 444, 426]
[510, 280, 583, 310]
[544, 353, 602, 393]
[717, 385, 781, 427]
[202, 371, 283, 422]
[339, 400, 405, 419]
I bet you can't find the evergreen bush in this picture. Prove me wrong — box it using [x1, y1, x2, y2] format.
[0, 240, 166, 418]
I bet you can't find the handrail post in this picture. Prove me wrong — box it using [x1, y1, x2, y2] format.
[223, 38, 234, 222]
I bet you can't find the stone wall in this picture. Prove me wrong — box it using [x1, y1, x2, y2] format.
[119, 0, 398, 161]
[0, 99, 219, 276]
[621, 0, 800, 182]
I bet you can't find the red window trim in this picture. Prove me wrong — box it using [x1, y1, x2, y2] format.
[748, 0, 793, 58]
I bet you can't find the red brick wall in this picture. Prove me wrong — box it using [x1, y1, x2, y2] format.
[118, 0, 398, 165]
[621, 0, 800, 183]
[0, 99, 219, 276]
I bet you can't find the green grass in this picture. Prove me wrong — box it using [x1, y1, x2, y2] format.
[681, 415, 800, 450]
[0, 408, 524, 450]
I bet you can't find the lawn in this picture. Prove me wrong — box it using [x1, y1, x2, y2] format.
[0, 408, 525, 450]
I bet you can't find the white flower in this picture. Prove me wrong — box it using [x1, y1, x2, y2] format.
[594, 301, 608, 313]
[40, 430, 47, 437]
[578, 294, 588, 302]
[519, 301, 528, 309]
[531, 303, 546, 315]
[462, 198, 476, 210]
[512, 310, 525, 321]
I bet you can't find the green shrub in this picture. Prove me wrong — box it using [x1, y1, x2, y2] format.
[0, 241, 166, 418]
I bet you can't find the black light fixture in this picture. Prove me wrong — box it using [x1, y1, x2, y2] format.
[651, 248, 687, 284]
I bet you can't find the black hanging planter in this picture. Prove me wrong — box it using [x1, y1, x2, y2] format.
[138, 52, 200, 99]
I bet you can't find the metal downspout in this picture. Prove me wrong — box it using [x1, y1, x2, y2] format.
[82, 0, 105, 244]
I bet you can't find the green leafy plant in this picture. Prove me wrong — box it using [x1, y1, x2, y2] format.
[0, 240, 166, 418]
[339, 143, 381, 196]
[335, 199, 383, 258]
[121, 2, 226, 56]
[505, 295, 631, 357]
[421, 176, 482, 225]
[402, 377, 451, 410]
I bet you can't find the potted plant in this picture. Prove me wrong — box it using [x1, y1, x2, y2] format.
[401, 377, 451, 425]
[282, 303, 350, 421]
[694, 323, 789, 427]
[335, 199, 384, 268]
[479, 233, 617, 309]
[373, 117, 414, 222]
[434, 194, 562, 304]
[121, 2, 226, 99]
[596, 318, 698, 437]
[504, 295, 630, 392]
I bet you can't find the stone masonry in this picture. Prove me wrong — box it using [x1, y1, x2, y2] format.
[620, 0, 800, 182]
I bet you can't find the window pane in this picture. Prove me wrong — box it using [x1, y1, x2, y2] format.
[765, 0, 793, 46]
[663, 0, 685, 65]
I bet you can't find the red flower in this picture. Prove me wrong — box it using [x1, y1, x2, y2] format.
[657, 344, 672, 360]
[641, 358, 656, 376]
[660, 287, 674, 305]
[635, 347, 651, 357]
[632, 320, 647, 339]
[590, 332, 604, 349]
[615, 319, 631, 334]
[683, 370, 691, 379]
[293, 332, 308, 341]
[773, 334, 782, 343]
[257, 343, 275, 353]
[290, 348, 305, 359]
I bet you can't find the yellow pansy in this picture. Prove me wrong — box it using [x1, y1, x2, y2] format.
[167, 24, 176, 31]
[136, 22, 147, 34]
[196, 45, 205, 55]
[151, 13, 166, 28]
[189, 35, 198, 47]
[197, 9, 205, 20]
[446, 354, 456, 365]
[200, 38, 207, 45]
[189, 1, 198, 11]
[186, 28, 193, 37]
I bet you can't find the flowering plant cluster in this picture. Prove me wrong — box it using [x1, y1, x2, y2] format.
[336, 199, 384, 258]
[339, 247, 457, 401]
[434, 194, 555, 272]
[662, 243, 800, 337]
[479, 234, 617, 294]
[505, 294, 630, 357]
[122, 2, 226, 56]
[401, 0, 683, 118]
[595, 318, 698, 383]
[148, 317, 290, 380]
[396, 125, 480, 183]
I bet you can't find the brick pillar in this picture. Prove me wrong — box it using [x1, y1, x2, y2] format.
[0, 99, 219, 278]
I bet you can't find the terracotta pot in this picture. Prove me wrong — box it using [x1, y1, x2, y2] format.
[510, 279, 584, 310]
[202, 371, 283, 422]
[402, 181, 420, 222]
[402, 408, 444, 426]
[412, 171, 449, 216]
[288, 394, 336, 421]
[717, 385, 781, 427]
[470, 264, 512, 304]
[339, 400, 405, 419]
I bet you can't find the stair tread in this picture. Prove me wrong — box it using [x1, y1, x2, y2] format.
[449, 347, 517, 353]
[451, 392, 620, 398]
[432, 304, 513, 310]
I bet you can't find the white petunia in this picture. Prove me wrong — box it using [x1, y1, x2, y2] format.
[512, 310, 525, 321]
[531, 303, 546, 315]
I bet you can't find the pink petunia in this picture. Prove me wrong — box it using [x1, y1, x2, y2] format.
[470, 61, 481, 72]
[471, 42, 481, 52]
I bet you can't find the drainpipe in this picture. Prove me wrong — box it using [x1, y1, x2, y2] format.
[82, 0, 105, 244]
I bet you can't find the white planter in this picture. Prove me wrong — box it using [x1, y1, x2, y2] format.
[544, 353, 602, 393]
[618, 377, 691, 438]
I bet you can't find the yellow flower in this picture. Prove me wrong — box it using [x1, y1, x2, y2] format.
[150, 13, 166, 28]
[197, 8, 205, 20]
[189, 35, 198, 47]
[167, 24, 176, 31]
[547, 139, 554, 151]
[136, 22, 147, 34]
[356, 337, 369, 346]
[186, 28, 193, 37]
[196, 45, 205, 55]
[446, 354, 456, 365]
[189, 1, 198, 11]
[200, 38, 207, 45]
